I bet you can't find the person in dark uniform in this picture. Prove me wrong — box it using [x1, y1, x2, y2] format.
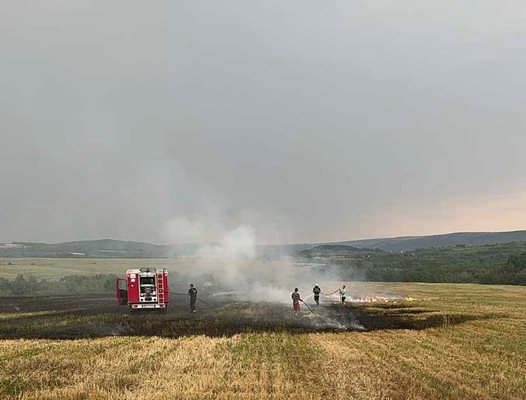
[188, 284, 198, 313]
[291, 288, 302, 315]
[313, 284, 321, 306]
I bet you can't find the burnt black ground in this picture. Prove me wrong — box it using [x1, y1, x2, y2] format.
[0, 294, 500, 339]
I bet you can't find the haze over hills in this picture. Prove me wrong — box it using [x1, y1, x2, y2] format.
[2, 230, 526, 258]
[332, 230, 526, 252]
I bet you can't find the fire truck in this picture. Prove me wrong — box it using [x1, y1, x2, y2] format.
[116, 267, 169, 310]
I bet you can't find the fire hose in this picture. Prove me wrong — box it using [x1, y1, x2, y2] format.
[300, 299, 326, 317]
[321, 289, 340, 296]
[195, 297, 217, 309]
[300, 299, 315, 313]
[169, 291, 219, 313]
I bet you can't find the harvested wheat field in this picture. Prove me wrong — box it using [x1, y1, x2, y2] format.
[1, 282, 525, 400]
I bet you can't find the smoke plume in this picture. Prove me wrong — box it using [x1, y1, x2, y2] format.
[163, 219, 346, 305]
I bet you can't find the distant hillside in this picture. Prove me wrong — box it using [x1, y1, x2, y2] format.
[323, 241, 526, 285]
[298, 244, 380, 258]
[2, 230, 526, 258]
[331, 230, 526, 252]
[0, 239, 163, 258]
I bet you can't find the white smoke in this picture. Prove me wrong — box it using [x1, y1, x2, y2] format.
[161, 217, 401, 331]
[162, 218, 346, 305]
[196, 225, 258, 286]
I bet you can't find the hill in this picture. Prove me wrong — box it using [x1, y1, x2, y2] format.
[305, 241, 526, 285]
[2, 229, 526, 258]
[0, 239, 163, 258]
[332, 230, 526, 252]
[297, 244, 380, 258]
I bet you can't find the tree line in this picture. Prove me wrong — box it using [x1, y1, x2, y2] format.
[314, 243, 526, 285]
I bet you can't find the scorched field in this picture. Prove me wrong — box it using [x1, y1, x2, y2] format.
[0, 274, 525, 399]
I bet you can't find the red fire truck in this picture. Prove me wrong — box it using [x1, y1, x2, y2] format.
[116, 267, 169, 310]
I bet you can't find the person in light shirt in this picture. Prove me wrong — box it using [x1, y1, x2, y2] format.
[340, 285, 347, 306]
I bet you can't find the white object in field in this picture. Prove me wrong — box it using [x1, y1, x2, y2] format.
[203, 281, 214, 287]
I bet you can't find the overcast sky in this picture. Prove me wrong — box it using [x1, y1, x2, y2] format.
[1, 1, 526, 244]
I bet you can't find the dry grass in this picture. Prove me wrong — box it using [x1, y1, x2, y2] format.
[0, 283, 525, 400]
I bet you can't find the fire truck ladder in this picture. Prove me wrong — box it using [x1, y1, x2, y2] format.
[156, 271, 165, 306]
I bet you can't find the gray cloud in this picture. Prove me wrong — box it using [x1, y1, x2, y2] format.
[1, 0, 526, 243]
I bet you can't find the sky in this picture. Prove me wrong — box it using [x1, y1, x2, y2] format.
[1, 0, 526, 244]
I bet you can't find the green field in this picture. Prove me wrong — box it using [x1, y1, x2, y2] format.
[0, 258, 193, 281]
[0, 264, 525, 400]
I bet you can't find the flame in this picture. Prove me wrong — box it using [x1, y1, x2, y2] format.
[347, 296, 418, 304]
[323, 294, 419, 304]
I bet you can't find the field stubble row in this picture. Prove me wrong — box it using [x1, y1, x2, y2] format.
[0, 282, 525, 399]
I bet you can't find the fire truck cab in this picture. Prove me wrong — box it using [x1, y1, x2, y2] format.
[116, 267, 169, 310]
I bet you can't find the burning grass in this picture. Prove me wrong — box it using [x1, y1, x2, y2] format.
[1, 282, 525, 400]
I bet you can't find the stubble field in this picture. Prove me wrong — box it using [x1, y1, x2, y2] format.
[0, 259, 525, 399]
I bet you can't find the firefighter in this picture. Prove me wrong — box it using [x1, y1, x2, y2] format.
[291, 288, 302, 315]
[340, 284, 347, 306]
[188, 284, 198, 313]
[312, 284, 321, 306]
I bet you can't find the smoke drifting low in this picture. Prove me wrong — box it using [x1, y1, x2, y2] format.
[174, 225, 372, 331]
[165, 223, 345, 305]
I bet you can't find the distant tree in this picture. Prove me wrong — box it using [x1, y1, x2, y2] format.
[504, 252, 526, 274]
[11, 274, 29, 295]
[27, 274, 38, 294]
[0, 277, 12, 295]
[38, 278, 52, 294]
